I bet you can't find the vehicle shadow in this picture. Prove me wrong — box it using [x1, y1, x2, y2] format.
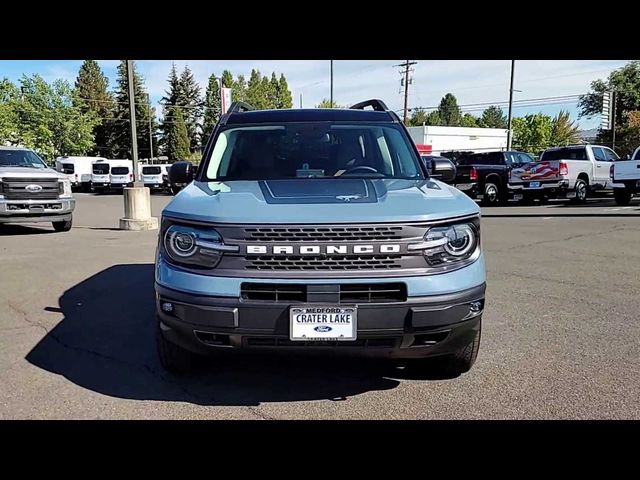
[482, 198, 640, 217]
[26, 264, 407, 406]
[0, 224, 54, 235]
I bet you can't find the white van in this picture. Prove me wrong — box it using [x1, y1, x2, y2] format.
[109, 160, 134, 190]
[141, 163, 171, 191]
[56, 156, 104, 191]
[91, 158, 114, 192]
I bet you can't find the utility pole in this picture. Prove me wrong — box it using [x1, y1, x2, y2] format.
[330, 60, 334, 107]
[395, 60, 417, 125]
[299, 93, 303, 108]
[612, 90, 617, 151]
[147, 93, 154, 164]
[126, 60, 140, 184]
[507, 60, 515, 150]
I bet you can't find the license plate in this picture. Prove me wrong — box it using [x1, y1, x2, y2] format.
[513, 194, 523, 201]
[529, 181, 541, 188]
[290, 305, 357, 341]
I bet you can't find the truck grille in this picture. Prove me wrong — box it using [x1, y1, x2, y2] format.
[244, 226, 403, 242]
[240, 283, 407, 303]
[246, 255, 403, 271]
[2, 178, 60, 200]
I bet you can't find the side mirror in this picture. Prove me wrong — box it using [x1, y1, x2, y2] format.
[168, 161, 195, 185]
[428, 157, 456, 183]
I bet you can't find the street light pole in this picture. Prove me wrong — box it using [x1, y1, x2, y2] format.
[330, 60, 334, 107]
[147, 93, 154, 164]
[507, 60, 515, 150]
[126, 60, 140, 184]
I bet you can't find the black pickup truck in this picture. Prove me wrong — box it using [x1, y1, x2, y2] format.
[451, 150, 535, 205]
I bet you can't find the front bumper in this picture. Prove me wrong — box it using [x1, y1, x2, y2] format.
[156, 282, 485, 359]
[0, 197, 75, 223]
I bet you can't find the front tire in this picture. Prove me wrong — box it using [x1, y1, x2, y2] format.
[156, 321, 196, 374]
[614, 187, 632, 206]
[52, 218, 72, 232]
[572, 179, 588, 204]
[481, 182, 501, 206]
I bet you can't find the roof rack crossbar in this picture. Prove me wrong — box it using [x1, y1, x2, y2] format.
[349, 99, 390, 112]
[228, 101, 255, 113]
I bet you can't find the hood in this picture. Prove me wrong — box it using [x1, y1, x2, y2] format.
[163, 178, 480, 224]
[0, 166, 66, 179]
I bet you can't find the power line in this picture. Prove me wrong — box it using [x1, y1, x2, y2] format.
[395, 61, 417, 125]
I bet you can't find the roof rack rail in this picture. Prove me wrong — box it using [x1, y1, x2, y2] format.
[228, 101, 255, 113]
[349, 99, 390, 112]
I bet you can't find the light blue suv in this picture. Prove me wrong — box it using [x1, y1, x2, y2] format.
[155, 99, 486, 377]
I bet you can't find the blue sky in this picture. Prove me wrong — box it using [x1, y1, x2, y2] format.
[0, 60, 629, 129]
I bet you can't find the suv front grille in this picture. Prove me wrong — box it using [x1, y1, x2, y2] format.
[244, 226, 403, 242]
[240, 283, 407, 303]
[2, 178, 60, 200]
[246, 255, 402, 271]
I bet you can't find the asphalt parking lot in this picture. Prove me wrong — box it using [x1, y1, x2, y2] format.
[1, 193, 639, 419]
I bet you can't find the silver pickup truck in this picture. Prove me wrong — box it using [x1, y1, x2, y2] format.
[0, 146, 75, 231]
[509, 144, 618, 203]
[611, 146, 640, 205]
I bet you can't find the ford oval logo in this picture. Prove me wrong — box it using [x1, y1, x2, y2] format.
[314, 325, 332, 333]
[25, 184, 43, 192]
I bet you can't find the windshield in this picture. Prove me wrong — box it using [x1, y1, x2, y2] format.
[93, 164, 110, 174]
[61, 163, 74, 174]
[0, 149, 48, 168]
[457, 152, 503, 165]
[143, 166, 161, 175]
[204, 122, 424, 181]
[112, 167, 129, 175]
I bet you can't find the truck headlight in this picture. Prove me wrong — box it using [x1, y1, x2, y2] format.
[59, 179, 72, 197]
[163, 224, 237, 268]
[410, 221, 480, 268]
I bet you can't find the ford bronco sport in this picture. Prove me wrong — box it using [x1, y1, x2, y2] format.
[155, 100, 486, 377]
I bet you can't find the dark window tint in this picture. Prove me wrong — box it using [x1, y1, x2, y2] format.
[457, 152, 504, 166]
[603, 148, 619, 161]
[111, 167, 129, 175]
[143, 166, 161, 175]
[0, 149, 48, 168]
[592, 147, 607, 161]
[62, 163, 74, 174]
[517, 152, 534, 164]
[93, 164, 110, 174]
[541, 147, 588, 161]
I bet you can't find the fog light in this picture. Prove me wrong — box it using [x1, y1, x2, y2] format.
[470, 301, 483, 313]
[161, 302, 174, 313]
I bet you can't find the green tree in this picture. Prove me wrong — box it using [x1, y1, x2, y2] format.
[316, 98, 343, 108]
[461, 113, 479, 127]
[74, 60, 114, 156]
[426, 110, 442, 125]
[579, 61, 640, 156]
[110, 61, 158, 160]
[277, 74, 293, 109]
[233, 74, 247, 102]
[550, 110, 581, 146]
[178, 65, 202, 150]
[512, 113, 554, 154]
[160, 63, 181, 152]
[408, 107, 428, 126]
[166, 107, 191, 161]
[221, 70, 234, 89]
[201, 74, 221, 146]
[0, 79, 20, 144]
[268, 73, 280, 109]
[479, 105, 507, 128]
[246, 69, 268, 109]
[437, 93, 462, 126]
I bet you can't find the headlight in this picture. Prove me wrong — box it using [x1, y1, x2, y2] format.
[163, 224, 237, 268]
[59, 179, 72, 197]
[411, 221, 480, 268]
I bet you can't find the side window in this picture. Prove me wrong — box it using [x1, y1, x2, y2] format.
[592, 147, 607, 162]
[603, 148, 619, 161]
[517, 153, 534, 164]
[504, 152, 518, 165]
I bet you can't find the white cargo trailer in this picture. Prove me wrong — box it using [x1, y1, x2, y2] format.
[407, 126, 509, 154]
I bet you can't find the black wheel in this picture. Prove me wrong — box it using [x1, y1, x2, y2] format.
[52, 218, 72, 232]
[171, 186, 181, 195]
[407, 325, 481, 379]
[156, 321, 196, 374]
[614, 187, 632, 206]
[481, 182, 500, 206]
[572, 178, 588, 204]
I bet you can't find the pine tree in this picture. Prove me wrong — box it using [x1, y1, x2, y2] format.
[260, 76, 272, 109]
[110, 60, 158, 160]
[246, 69, 264, 108]
[74, 60, 114, 156]
[268, 73, 280, 109]
[221, 70, 234, 89]
[201, 74, 221, 146]
[277, 74, 293, 109]
[437, 93, 462, 126]
[461, 113, 479, 127]
[479, 106, 507, 128]
[166, 107, 191, 161]
[178, 65, 202, 150]
[234, 74, 247, 102]
[160, 63, 181, 153]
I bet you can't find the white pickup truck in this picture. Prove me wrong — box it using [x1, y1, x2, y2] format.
[509, 144, 618, 204]
[611, 146, 640, 205]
